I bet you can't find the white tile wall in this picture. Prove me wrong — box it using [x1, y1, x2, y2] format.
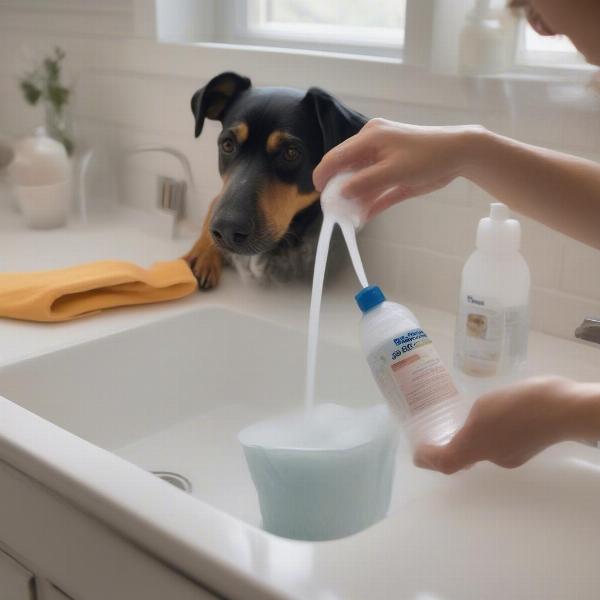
[518, 216, 565, 290]
[0, 4, 599, 342]
[354, 235, 464, 314]
[361, 191, 483, 258]
[530, 287, 600, 341]
[561, 239, 600, 302]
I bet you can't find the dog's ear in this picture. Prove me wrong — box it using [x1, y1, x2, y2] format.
[191, 72, 252, 138]
[302, 87, 367, 153]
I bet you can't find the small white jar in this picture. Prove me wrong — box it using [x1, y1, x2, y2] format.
[10, 128, 72, 229]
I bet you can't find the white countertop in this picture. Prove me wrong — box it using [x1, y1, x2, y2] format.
[0, 204, 191, 364]
[1, 203, 598, 381]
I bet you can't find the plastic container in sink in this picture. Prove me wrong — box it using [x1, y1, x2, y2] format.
[239, 403, 398, 541]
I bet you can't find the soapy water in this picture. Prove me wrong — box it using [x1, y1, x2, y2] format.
[304, 173, 368, 413]
[239, 403, 392, 451]
[238, 402, 398, 541]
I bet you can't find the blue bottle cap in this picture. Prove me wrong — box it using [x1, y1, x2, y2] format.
[355, 285, 386, 313]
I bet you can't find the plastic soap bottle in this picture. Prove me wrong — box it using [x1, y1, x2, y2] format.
[356, 285, 464, 447]
[454, 202, 530, 378]
[459, 0, 513, 75]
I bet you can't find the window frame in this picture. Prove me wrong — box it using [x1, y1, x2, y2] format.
[217, 0, 406, 59]
[513, 18, 587, 69]
[156, 0, 596, 81]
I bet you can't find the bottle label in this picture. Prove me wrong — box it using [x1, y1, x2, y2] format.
[368, 328, 459, 419]
[455, 295, 529, 376]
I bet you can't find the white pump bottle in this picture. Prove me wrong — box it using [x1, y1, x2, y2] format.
[454, 202, 530, 378]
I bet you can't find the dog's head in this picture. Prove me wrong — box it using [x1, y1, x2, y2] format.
[191, 71, 366, 255]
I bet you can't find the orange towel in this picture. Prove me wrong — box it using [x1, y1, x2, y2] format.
[0, 259, 198, 322]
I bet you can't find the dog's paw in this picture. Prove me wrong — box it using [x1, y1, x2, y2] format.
[184, 248, 222, 291]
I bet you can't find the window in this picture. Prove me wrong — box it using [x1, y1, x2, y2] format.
[226, 0, 407, 58]
[517, 21, 585, 67]
[157, 0, 593, 79]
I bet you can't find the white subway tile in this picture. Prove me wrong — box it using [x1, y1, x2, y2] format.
[519, 216, 564, 289]
[530, 286, 600, 340]
[395, 246, 463, 313]
[362, 194, 481, 258]
[356, 237, 404, 299]
[560, 239, 600, 301]
[0, 74, 43, 137]
[509, 109, 564, 147]
[358, 237, 463, 313]
[559, 108, 600, 152]
[75, 71, 199, 136]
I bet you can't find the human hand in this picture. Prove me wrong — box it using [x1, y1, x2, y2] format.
[414, 376, 585, 474]
[313, 118, 483, 220]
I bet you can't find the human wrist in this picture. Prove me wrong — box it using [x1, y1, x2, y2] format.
[457, 125, 498, 182]
[565, 382, 600, 443]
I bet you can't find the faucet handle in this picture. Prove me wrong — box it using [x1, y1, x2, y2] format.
[575, 317, 600, 344]
[158, 176, 186, 218]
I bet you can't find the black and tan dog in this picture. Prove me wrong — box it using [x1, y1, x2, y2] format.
[184, 71, 367, 290]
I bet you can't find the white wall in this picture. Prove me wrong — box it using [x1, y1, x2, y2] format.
[0, 0, 598, 341]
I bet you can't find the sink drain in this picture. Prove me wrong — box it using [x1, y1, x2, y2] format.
[151, 471, 192, 493]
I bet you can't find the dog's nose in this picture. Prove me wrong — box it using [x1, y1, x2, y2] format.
[211, 217, 252, 248]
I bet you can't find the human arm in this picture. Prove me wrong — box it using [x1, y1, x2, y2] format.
[413, 376, 600, 474]
[313, 119, 600, 249]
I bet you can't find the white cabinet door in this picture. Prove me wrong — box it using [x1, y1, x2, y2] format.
[0, 548, 35, 600]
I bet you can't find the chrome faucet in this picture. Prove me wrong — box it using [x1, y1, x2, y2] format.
[575, 318, 600, 344]
[121, 145, 199, 238]
[127, 145, 198, 219]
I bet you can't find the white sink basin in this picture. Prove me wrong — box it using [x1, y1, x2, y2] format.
[0, 306, 392, 529]
[0, 306, 386, 511]
[1, 305, 600, 599]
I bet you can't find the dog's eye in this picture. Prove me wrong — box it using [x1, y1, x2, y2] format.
[220, 139, 236, 154]
[282, 146, 301, 161]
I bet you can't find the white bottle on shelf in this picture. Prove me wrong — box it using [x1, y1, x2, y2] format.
[459, 0, 513, 75]
[454, 202, 530, 378]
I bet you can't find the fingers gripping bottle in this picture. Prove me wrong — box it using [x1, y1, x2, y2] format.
[356, 286, 464, 446]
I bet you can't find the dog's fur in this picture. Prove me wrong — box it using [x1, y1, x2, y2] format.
[184, 72, 367, 289]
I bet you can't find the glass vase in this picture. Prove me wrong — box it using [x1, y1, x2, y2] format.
[44, 100, 74, 157]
